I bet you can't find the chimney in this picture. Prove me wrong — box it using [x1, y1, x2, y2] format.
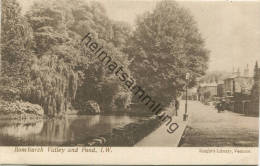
[244, 64, 249, 77]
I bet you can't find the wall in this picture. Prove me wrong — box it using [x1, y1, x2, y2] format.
[217, 84, 224, 97]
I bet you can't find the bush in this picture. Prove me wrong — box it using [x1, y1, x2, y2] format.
[113, 91, 132, 111]
[78, 100, 101, 114]
[0, 100, 44, 116]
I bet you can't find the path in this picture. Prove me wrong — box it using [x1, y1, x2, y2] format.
[180, 101, 259, 147]
[135, 100, 188, 146]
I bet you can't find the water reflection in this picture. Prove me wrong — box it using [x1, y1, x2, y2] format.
[0, 121, 43, 137]
[0, 115, 142, 146]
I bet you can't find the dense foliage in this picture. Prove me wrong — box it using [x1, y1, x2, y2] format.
[1, 0, 209, 116]
[1, 0, 134, 116]
[1, 0, 34, 95]
[125, 1, 209, 104]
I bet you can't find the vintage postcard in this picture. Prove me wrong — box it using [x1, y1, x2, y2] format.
[0, 0, 259, 165]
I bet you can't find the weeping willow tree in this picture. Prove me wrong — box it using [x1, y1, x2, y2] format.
[22, 1, 80, 116]
[21, 52, 78, 116]
[66, 0, 134, 112]
[2, 0, 134, 116]
[23, 0, 134, 115]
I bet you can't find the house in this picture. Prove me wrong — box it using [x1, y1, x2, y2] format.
[183, 87, 198, 100]
[223, 65, 257, 115]
[198, 82, 217, 101]
[223, 66, 253, 97]
[217, 81, 224, 97]
[223, 77, 235, 96]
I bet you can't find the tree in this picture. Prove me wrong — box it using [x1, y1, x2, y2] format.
[251, 61, 259, 102]
[1, 0, 34, 92]
[24, 0, 80, 116]
[125, 1, 209, 104]
[254, 61, 259, 82]
[63, 0, 133, 111]
[24, 0, 134, 114]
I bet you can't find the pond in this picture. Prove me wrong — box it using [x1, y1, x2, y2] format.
[0, 115, 144, 146]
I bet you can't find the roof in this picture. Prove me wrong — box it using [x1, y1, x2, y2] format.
[200, 83, 217, 87]
[217, 81, 224, 84]
[224, 75, 253, 81]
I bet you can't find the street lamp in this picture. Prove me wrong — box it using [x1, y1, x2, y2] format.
[183, 72, 190, 121]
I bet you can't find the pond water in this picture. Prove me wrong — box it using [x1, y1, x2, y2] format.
[0, 115, 144, 146]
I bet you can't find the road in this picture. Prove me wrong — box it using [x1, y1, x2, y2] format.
[180, 100, 259, 147]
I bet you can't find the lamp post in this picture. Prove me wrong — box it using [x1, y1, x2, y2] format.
[183, 73, 190, 121]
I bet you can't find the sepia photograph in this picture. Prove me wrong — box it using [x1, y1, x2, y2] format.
[0, 0, 259, 164]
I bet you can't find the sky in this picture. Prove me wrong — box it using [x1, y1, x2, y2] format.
[19, 0, 260, 74]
